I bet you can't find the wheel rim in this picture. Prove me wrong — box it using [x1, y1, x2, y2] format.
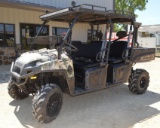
[16, 86, 26, 95]
[15, 85, 25, 95]
[47, 93, 61, 117]
[140, 76, 146, 89]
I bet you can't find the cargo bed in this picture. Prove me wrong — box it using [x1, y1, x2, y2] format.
[131, 47, 155, 63]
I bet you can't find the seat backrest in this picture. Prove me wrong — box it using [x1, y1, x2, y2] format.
[71, 41, 102, 60]
[116, 31, 127, 38]
[109, 41, 128, 57]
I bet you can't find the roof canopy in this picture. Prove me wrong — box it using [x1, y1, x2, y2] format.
[40, 4, 135, 24]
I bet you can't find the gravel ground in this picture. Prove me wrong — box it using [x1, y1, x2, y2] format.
[0, 58, 160, 128]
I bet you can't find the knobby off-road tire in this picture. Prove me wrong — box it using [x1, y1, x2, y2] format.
[128, 69, 150, 94]
[32, 83, 63, 123]
[8, 81, 29, 100]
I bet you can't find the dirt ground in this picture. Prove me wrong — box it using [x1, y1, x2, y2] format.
[0, 58, 160, 128]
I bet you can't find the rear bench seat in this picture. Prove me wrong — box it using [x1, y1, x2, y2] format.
[108, 31, 128, 64]
[108, 41, 128, 64]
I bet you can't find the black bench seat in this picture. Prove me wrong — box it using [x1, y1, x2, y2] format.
[73, 58, 100, 68]
[71, 41, 102, 68]
[108, 41, 128, 64]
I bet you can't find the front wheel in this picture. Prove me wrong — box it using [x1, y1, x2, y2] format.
[128, 69, 150, 94]
[32, 83, 63, 123]
[8, 81, 29, 100]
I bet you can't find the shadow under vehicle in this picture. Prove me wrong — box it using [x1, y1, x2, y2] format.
[8, 4, 155, 123]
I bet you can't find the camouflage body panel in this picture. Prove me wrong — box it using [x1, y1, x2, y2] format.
[41, 52, 74, 78]
[10, 48, 75, 94]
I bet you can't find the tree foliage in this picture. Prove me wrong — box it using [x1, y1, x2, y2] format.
[115, 0, 148, 12]
[114, 0, 148, 32]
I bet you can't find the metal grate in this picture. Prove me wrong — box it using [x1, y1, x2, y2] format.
[27, 35, 62, 49]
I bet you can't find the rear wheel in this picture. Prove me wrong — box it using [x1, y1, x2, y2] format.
[8, 81, 29, 100]
[128, 69, 149, 94]
[32, 83, 63, 123]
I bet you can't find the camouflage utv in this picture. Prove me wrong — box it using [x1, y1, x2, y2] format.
[8, 4, 155, 123]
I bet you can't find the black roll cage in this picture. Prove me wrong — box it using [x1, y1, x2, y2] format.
[36, 4, 137, 63]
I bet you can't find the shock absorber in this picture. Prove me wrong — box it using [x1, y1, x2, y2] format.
[40, 73, 45, 86]
[45, 73, 51, 85]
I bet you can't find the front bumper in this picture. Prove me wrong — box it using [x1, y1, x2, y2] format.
[10, 62, 40, 86]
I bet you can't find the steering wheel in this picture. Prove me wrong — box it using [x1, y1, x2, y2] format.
[64, 42, 78, 52]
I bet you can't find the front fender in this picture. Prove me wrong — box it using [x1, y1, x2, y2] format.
[41, 59, 75, 95]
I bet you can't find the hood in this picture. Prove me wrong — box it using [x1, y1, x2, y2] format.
[16, 52, 49, 66]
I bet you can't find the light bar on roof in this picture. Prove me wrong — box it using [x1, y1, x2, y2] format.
[40, 8, 70, 20]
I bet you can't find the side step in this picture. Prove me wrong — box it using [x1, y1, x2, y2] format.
[75, 86, 85, 95]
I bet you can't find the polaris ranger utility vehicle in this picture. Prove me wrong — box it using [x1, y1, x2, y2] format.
[8, 4, 155, 123]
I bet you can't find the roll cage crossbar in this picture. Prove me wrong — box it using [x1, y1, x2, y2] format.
[37, 4, 136, 61]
